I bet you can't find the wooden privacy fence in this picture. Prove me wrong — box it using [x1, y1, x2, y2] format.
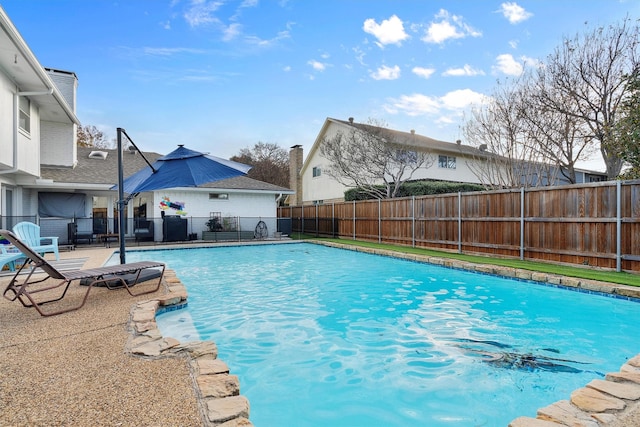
[277, 180, 640, 273]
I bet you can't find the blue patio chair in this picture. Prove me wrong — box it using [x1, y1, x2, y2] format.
[12, 222, 60, 261]
[0, 245, 24, 272]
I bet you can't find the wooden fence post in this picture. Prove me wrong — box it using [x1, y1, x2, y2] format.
[332, 203, 335, 237]
[412, 196, 416, 248]
[378, 198, 381, 243]
[617, 180, 622, 272]
[520, 187, 525, 261]
[458, 192, 462, 253]
[353, 200, 356, 240]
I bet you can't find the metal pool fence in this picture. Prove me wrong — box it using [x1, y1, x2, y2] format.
[0, 216, 285, 247]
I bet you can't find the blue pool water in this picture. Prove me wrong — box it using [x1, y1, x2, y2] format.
[120, 243, 640, 427]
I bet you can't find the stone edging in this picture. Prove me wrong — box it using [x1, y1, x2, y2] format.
[124, 269, 254, 427]
[317, 241, 640, 426]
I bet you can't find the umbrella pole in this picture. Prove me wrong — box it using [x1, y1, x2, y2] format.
[117, 128, 127, 264]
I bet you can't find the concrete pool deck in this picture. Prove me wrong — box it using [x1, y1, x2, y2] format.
[0, 241, 639, 426]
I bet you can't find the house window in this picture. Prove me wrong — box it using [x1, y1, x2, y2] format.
[312, 166, 322, 177]
[209, 193, 229, 200]
[19, 96, 30, 133]
[395, 150, 418, 163]
[438, 155, 456, 169]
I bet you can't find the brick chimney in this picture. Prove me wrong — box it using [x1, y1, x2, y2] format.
[289, 145, 303, 206]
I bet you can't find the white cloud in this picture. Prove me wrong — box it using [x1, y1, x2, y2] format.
[499, 2, 533, 24]
[384, 94, 441, 116]
[422, 9, 481, 44]
[440, 89, 487, 109]
[412, 67, 436, 79]
[442, 64, 485, 77]
[142, 47, 206, 56]
[353, 46, 366, 66]
[363, 15, 409, 47]
[508, 39, 519, 49]
[183, 0, 223, 27]
[384, 89, 486, 117]
[222, 23, 242, 41]
[522, 55, 542, 68]
[493, 53, 523, 75]
[308, 60, 327, 71]
[283, 65, 291, 72]
[423, 20, 461, 44]
[182, 0, 289, 48]
[371, 65, 401, 80]
[245, 29, 291, 47]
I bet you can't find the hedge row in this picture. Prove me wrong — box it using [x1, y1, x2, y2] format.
[344, 181, 485, 201]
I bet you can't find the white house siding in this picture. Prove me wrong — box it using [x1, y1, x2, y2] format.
[301, 122, 343, 204]
[16, 102, 41, 177]
[0, 70, 41, 178]
[409, 155, 484, 184]
[302, 164, 347, 204]
[41, 70, 77, 167]
[0, 72, 15, 169]
[150, 189, 279, 239]
[46, 70, 76, 111]
[40, 120, 75, 167]
[300, 120, 487, 204]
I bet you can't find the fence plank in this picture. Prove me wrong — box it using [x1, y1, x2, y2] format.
[278, 180, 640, 272]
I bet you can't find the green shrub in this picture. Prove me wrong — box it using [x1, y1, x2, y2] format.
[344, 181, 485, 201]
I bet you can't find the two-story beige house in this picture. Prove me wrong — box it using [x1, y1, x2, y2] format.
[290, 117, 608, 205]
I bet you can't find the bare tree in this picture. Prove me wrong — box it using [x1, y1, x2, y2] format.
[523, 72, 597, 184]
[614, 71, 640, 179]
[320, 118, 433, 199]
[231, 142, 289, 187]
[77, 125, 112, 148]
[462, 78, 551, 189]
[535, 18, 640, 179]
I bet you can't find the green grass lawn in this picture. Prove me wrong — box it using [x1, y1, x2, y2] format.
[294, 235, 640, 288]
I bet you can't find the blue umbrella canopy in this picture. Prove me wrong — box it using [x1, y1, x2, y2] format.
[116, 145, 252, 194]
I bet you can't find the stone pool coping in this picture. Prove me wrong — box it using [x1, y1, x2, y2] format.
[129, 241, 640, 426]
[125, 269, 253, 427]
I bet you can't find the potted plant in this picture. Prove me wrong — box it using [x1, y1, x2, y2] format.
[202, 216, 247, 241]
[206, 217, 223, 232]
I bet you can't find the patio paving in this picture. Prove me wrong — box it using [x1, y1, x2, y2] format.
[0, 247, 202, 426]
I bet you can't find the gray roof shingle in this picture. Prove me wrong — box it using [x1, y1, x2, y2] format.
[331, 118, 482, 157]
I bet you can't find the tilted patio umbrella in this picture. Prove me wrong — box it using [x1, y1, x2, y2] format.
[113, 131, 251, 263]
[117, 144, 252, 194]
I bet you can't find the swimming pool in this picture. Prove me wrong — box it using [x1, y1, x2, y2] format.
[123, 243, 640, 426]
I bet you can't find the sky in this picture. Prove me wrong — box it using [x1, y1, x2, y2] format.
[2, 0, 639, 170]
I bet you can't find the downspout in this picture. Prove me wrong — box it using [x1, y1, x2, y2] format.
[0, 88, 54, 176]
